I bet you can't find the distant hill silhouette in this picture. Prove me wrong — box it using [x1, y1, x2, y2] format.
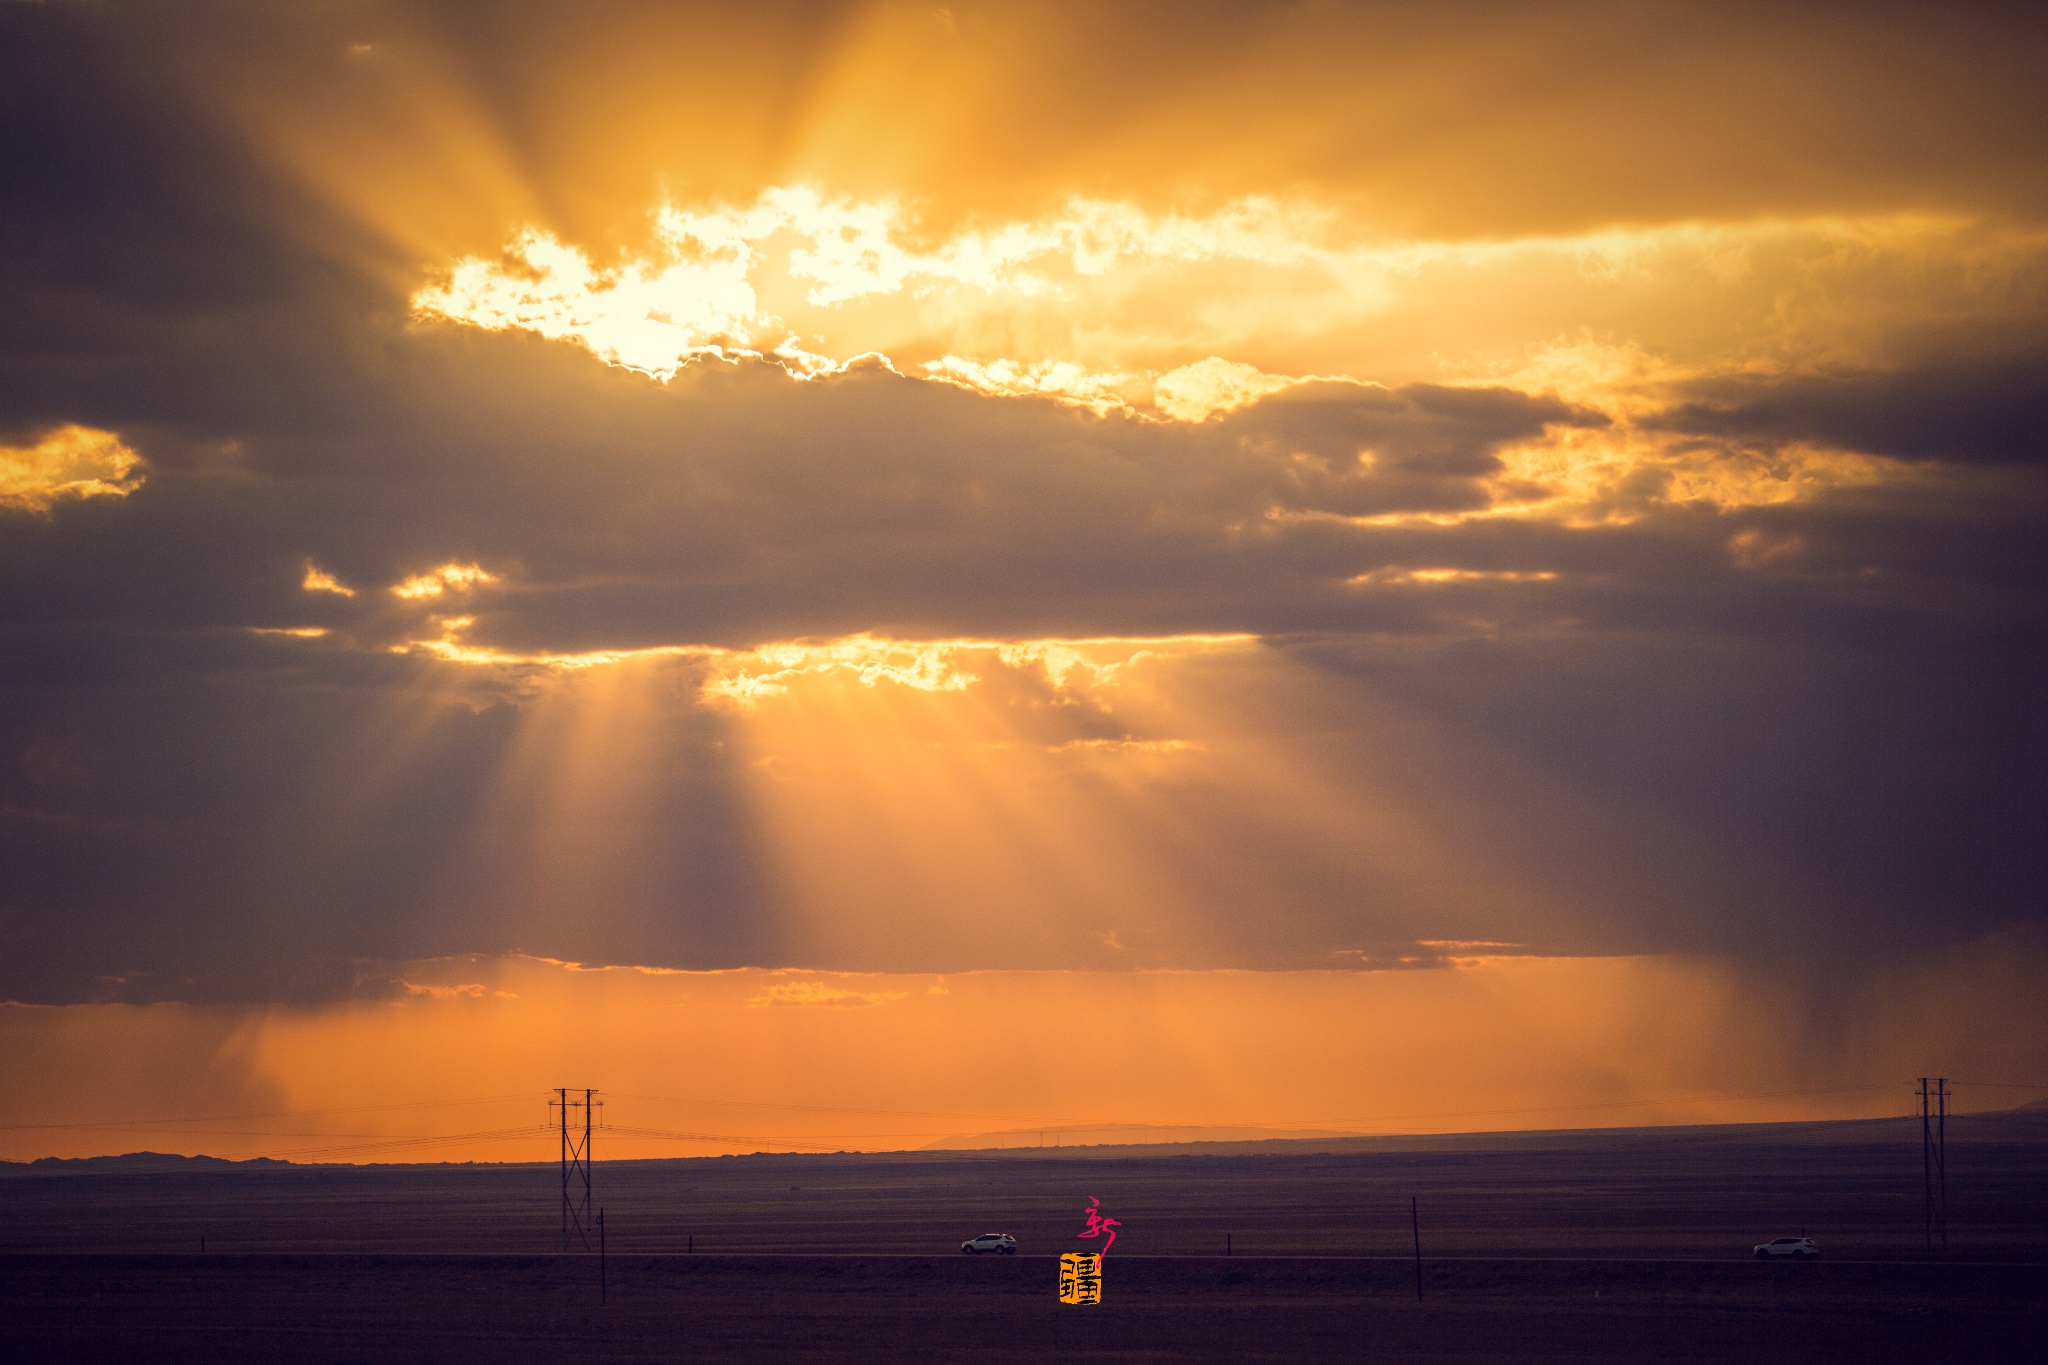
[1, 1152, 294, 1176]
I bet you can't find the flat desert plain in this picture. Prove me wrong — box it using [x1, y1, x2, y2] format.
[3, 1114, 2043, 1362]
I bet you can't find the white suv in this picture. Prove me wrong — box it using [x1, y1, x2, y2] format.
[1752, 1237, 1820, 1259]
[961, 1232, 1017, 1256]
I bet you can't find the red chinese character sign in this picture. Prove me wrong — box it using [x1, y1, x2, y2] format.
[1077, 1196, 1121, 1254]
[1059, 1197, 1120, 1304]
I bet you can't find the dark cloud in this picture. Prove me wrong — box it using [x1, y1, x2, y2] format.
[0, 327, 2038, 1001]
[1224, 381, 1604, 516]
[0, 640, 778, 1004]
[1653, 355, 2048, 466]
[2, 331, 1617, 654]
[1287, 621, 2048, 963]
[1, 0, 2044, 1003]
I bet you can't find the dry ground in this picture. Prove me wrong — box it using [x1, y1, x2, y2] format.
[3, 1116, 2043, 1361]
[5, 1253, 2044, 1363]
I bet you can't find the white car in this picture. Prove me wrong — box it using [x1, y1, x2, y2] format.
[961, 1232, 1017, 1256]
[1752, 1236, 1820, 1259]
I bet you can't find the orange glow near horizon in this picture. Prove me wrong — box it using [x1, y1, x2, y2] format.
[6, 940, 2045, 1164]
[15, 623, 2011, 1167]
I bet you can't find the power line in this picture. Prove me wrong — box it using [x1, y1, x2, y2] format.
[268, 1125, 552, 1161]
[607, 1091, 1047, 1124]
[79, 1104, 1984, 1165]
[184, 1103, 2048, 1164]
[606, 1124, 854, 1153]
[1268, 1082, 1912, 1131]
[6, 1128, 517, 1141]
[23, 1078, 2024, 1164]
[7, 1079, 1966, 1142]
[594, 1080, 1923, 1138]
[0, 1093, 538, 1133]
[603, 1123, 1009, 1151]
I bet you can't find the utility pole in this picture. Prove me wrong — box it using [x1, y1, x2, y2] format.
[1411, 1196, 1423, 1302]
[1918, 1077, 1933, 1254]
[551, 1088, 601, 1253]
[1936, 1078, 1949, 1253]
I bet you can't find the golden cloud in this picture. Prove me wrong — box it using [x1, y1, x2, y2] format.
[699, 633, 1249, 705]
[921, 355, 1138, 411]
[391, 615, 706, 671]
[302, 565, 355, 596]
[412, 198, 2029, 404]
[392, 563, 499, 600]
[0, 426, 143, 513]
[748, 980, 908, 1008]
[1154, 358, 1300, 422]
[397, 980, 489, 1001]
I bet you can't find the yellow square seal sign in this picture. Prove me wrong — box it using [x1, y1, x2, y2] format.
[1058, 1252, 1103, 1304]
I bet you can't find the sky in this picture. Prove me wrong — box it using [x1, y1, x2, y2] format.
[2, 0, 2045, 1162]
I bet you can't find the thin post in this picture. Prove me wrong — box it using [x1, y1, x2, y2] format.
[1411, 1196, 1423, 1301]
[599, 1208, 607, 1305]
[1936, 1078, 1949, 1253]
[1919, 1077, 1932, 1254]
[558, 1087, 568, 1252]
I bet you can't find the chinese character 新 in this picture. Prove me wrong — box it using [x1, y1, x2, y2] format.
[1077, 1196, 1121, 1254]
